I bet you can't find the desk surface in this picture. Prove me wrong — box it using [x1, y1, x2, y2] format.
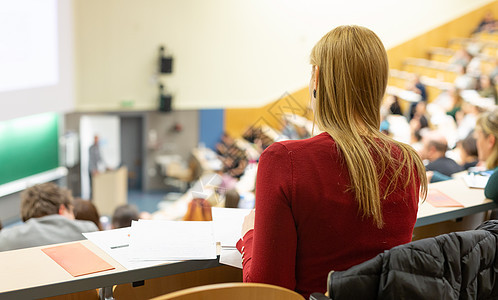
[0, 240, 222, 299]
[1, 179, 495, 299]
[415, 178, 497, 227]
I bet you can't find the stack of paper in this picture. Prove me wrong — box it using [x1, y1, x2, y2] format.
[83, 220, 217, 270]
[128, 220, 216, 261]
[84, 227, 161, 270]
[211, 207, 252, 269]
[463, 173, 490, 189]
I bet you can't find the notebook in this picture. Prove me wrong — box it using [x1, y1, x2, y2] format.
[42, 242, 115, 277]
[426, 190, 464, 208]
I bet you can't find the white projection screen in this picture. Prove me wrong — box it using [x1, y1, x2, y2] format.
[0, 0, 74, 122]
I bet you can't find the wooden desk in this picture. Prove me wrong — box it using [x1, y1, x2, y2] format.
[0, 240, 238, 299]
[1, 179, 494, 299]
[415, 178, 497, 227]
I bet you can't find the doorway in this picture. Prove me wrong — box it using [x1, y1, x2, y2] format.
[120, 116, 144, 190]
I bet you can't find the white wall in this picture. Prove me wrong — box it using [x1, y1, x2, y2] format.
[0, 0, 74, 122]
[74, 0, 494, 111]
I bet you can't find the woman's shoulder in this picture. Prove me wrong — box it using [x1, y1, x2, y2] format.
[276, 132, 334, 152]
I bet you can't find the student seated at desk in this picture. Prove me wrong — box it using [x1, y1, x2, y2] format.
[73, 197, 103, 230]
[419, 130, 463, 182]
[0, 183, 98, 251]
[236, 25, 428, 299]
[456, 132, 479, 170]
[475, 108, 498, 203]
[111, 204, 139, 229]
[224, 189, 240, 209]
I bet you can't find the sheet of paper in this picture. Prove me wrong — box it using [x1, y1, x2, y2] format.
[426, 189, 464, 207]
[219, 248, 242, 269]
[83, 227, 174, 270]
[463, 173, 490, 189]
[211, 207, 252, 248]
[42, 242, 115, 277]
[128, 220, 217, 261]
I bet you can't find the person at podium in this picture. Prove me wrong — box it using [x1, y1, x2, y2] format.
[89, 135, 105, 199]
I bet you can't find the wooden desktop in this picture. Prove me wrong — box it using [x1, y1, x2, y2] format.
[0, 178, 495, 299]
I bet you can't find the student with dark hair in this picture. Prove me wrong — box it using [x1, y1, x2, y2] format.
[111, 204, 140, 229]
[0, 183, 98, 251]
[458, 132, 479, 170]
[73, 198, 103, 230]
[420, 131, 463, 178]
[224, 189, 240, 209]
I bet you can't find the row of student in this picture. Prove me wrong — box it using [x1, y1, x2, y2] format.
[233, 26, 498, 298]
[0, 183, 143, 251]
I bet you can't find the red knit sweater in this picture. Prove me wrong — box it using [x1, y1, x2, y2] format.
[236, 132, 420, 298]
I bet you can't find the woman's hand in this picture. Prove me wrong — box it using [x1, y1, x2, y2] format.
[241, 209, 255, 237]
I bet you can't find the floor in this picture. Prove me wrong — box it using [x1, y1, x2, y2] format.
[127, 189, 183, 214]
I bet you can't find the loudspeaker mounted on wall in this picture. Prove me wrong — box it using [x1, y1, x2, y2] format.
[159, 83, 172, 112]
[159, 46, 173, 74]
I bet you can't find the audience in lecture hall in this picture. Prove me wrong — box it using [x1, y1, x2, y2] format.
[111, 204, 140, 229]
[236, 25, 428, 298]
[0, 183, 98, 251]
[73, 197, 103, 230]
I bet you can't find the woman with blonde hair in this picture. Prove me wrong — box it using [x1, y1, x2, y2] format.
[236, 25, 427, 298]
[475, 108, 498, 201]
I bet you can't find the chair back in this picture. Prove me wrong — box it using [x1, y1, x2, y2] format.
[323, 220, 498, 299]
[151, 282, 304, 300]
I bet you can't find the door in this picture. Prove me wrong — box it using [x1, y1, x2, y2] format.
[120, 116, 144, 190]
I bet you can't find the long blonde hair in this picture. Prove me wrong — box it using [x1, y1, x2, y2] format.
[477, 108, 498, 170]
[310, 25, 427, 228]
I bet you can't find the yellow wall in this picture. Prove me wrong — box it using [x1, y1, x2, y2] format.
[387, 1, 498, 69]
[225, 1, 498, 136]
[225, 88, 310, 138]
[73, 0, 494, 112]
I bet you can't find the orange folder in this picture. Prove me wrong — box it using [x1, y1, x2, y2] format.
[426, 189, 464, 207]
[42, 242, 115, 277]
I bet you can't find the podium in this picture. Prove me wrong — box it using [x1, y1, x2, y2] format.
[92, 166, 128, 216]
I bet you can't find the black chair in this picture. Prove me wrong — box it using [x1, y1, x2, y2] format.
[310, 220, 498, 300]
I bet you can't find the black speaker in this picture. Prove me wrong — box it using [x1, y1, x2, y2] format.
[160, 57, 173, 74]
[159, 46, 173, 74]
[159, 94, 172, 112]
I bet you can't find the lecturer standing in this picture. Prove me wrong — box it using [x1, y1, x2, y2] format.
[89, 135, 104, 199]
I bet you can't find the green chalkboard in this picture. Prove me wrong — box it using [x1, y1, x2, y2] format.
[0, 113, 59, 185]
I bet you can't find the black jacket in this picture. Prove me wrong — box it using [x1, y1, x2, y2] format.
[326, 220, 498, 300]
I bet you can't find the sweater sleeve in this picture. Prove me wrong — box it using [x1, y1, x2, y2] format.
[484, 168, 498, 202]
[237, 142, 296, 290]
